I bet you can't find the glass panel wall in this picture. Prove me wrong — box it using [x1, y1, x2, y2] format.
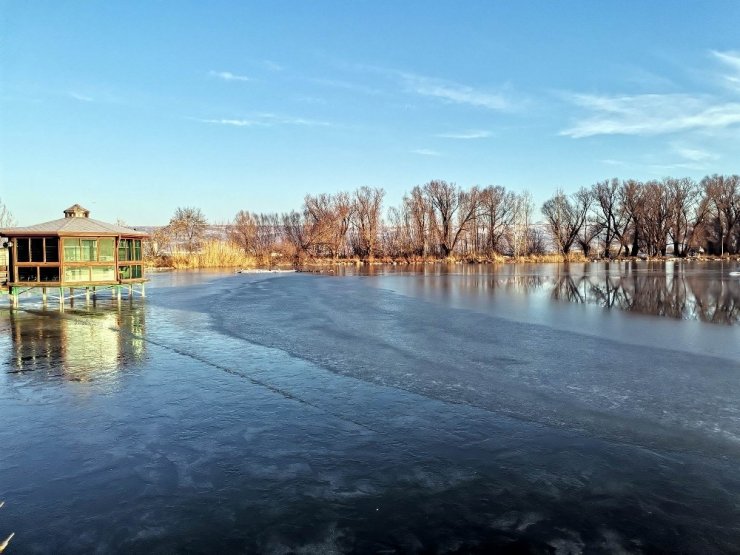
[99, 238, 115, 261]
[81, 239, 97, 261]
[64, 267, 89, 282]
[90, 266, 115, 281]
[119, 265, 143, 280]
[64, 238, 82, 262]
[118, 239, 143, 262]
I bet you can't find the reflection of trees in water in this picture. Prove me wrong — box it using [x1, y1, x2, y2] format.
[7, 302, 147, 382]
[552, 271, 739, 325]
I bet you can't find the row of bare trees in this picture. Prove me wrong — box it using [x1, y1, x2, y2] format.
[224, 182, 546, 263]
[146, 174, 738, 263]
[542, 174, 739, 257]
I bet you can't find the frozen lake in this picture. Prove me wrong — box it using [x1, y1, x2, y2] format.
[1, 262, 739, 553]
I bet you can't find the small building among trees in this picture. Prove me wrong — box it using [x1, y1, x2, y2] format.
[0, 204, 148, 302]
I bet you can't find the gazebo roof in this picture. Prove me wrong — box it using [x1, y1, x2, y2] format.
[1, 216, 148, 237]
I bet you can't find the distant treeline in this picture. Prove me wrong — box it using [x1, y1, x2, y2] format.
[148, 174, 740, 265]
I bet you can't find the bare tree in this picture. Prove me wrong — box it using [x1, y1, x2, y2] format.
[228, 211, 282, 263]
[510, 191, 535, 257]
[423, 180, 480, 257]
[619, 180, 644, 257]
[666, 177, 709, 256]
[144, 225, 174, 259]
[0, 199, 16, 228]
[404, 185, 430, 257]
[282, 210, 315, 263]
[541, 188, 590, 255]
[702, 174, 740, 255]
[479, 185, 516, 255]
[639, 180, 672, 256]
[351, 186, 385, 260]
[304, 192, 353, 259]
[169, 207, 207, 254]
[230, 210, 259, 254]
[592, 178, 623, 257]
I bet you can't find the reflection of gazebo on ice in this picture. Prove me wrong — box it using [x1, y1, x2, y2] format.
[0, 204, 148, 306]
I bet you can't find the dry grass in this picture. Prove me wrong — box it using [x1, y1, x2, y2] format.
[166, 240, 258, 269]
[149, 244, 729, 269]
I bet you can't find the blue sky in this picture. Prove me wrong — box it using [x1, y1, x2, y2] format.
[2, 1, 739, 225]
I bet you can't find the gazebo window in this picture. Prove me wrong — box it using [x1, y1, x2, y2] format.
[64, 239, 82, 262]
[118, 239, 142, 262]
[45, 240, 59, 262]
[64, 238, 110, 262]
[99, 238, 115, 261]
[31, 238, 44, 261]
[119, 265, 142, 279]
[18, 267, 37, 281]
[17, 239, 30, 262]
[64, 267, 89, 282]
[40, 267, 60, 282]
[91, 266, 115, 281]
[81, 239, 97, 261]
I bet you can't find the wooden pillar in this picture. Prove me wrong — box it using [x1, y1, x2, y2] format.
[42, 287, 47, 305]
[10, 287, 18, 308]
[85, 288, 91, 303]
[141, 283, 146, 298]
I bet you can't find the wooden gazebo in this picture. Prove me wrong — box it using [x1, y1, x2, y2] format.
[0, 204, 148, 305]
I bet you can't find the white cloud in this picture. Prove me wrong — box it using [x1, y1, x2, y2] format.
[561, 93, 740, 137]
[310, 77, 383, 96]
[195, 113, 332, 128]
[198, 118, 262, 127]
[711, 50, 740, 90]
[68, 92, 94, 102]
[672, 144, 719, 162]
[209, 70, 251, 82]
[435, 130, 491, 139]
[400, 72, 514, 111]
[262, 60, 284, 72]
[411, 148, 442, 156]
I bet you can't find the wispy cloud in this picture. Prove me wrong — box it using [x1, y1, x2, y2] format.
[198, 118, 261, 127]
[435, 130, 491, 139]
[411, 148, 442, 156]
[561, 93, 740, 137]
[194, 113, 332, 128]
[310, 77, 383, 96]
[68, 92, 94, 102]
[401, 72, 514, 111]
[672, 144, 719, 162]
[209, 70, 251, 82]
[712, 50, 740, 90]
[261, 60, 284, 72]
[647, 162, 708, 174]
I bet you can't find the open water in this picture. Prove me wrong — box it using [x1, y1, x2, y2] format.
[1, 262, 739, 553]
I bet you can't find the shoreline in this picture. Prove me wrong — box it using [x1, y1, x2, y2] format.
[146, 254, 740, 272]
